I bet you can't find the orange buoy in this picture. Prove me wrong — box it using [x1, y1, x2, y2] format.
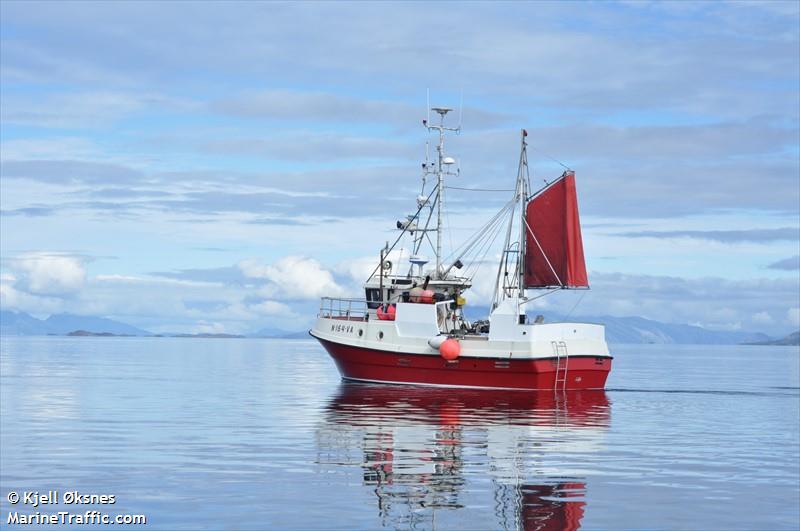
[421, 289, 435, 304]
[439, 338, 460, 360]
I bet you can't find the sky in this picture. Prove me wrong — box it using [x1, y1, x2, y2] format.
[1, 0, 798, 336]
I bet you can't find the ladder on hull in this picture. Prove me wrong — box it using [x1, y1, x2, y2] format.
[551, 340, 569, 391]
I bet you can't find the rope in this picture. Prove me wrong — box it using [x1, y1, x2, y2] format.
[462, 213, 504, 279]
[445, 185, 514, 192]
[465, 212, 506, 281]
[530, 146, 572, 171]
[522, 213, 563, 286]
[562, 289, 588, 321]
[442, 185, 454, 259]
[367, 184, 439, 282]
[526, 288, 560, 301]
[443, 198, 516, 276]
[442, 197, 514, 265]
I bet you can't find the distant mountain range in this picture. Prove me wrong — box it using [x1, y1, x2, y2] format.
[745, 331, 800, 346]
[464, 307, 780, 345]
[1, 309, 796, 345]
[1, 310, 150, 336]
[0, 310, 309, 339]
[589, 314, 772, 345]
[251, 326, 310, 339]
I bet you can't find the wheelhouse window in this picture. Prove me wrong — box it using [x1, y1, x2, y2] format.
[365, 288, 382, 309]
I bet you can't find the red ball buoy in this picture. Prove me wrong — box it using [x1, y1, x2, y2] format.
[439, 338, 460, 360]
[421, 289, 435, 304]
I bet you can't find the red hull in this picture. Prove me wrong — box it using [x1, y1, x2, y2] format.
[314, 336, 612, 390]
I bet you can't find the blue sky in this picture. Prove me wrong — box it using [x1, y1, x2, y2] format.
[1, 0, 798, 335]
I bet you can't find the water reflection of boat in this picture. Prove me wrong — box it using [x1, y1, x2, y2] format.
[316, 384, 610, 530]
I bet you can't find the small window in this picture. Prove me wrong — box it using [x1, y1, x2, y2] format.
[365, 288, 381, 309]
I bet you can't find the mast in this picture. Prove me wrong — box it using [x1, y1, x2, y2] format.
[436, 113, 444, 277]
[517, 130, 529, 292]
[491, 129, 530, 310]
[370, 105, 460, 285]
[424, 107, 459, 279]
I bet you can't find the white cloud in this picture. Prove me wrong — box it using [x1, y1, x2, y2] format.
[0, 137, 100, 160]
[192, 321, 226, 334]
[479, 272, 800, 336]
[752, 311, 774, 325]
[248, 299, 293, 316]
[0, 283, 64, 315]
[1, 253, 316, 333]
[213, 90, 508, 130]
[334, 249, 412, 289]
[12, 253, 86, 295]
[239, 256, 346, 299]
[0, 91, 169, 128]
[94, 274, 219, 288]
[2, 249, 797, 336]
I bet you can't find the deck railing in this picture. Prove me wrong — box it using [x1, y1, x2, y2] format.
[318, 297, 369, 321]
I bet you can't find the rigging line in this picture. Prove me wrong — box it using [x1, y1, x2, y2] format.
[445, 185, 515, 192]
[462, 196, 516, 252]
[450, 199, 512, 263]
[466, 211, 506, 282]
[462, 219, 501, 279]
[527, 172, 568, 202]
[441, 196, 515, 265]
[529, 145, 572, 171]
[461, 198, 515, 281]
[492, 175, 522, 307]
[526, 288, 560, 302]
[522, 214, 563, 287]
[423, 229, 436, 255]
[523, 143, 532, 205]
[442, 185, 455, 260]
[423, 190, 441, 257]
[448, 205, 514, 279]
[562, 289, 588, 321]
[461, 200, 512, 270]
[414, 189, 438, 255]
[367, 184, 439, 282]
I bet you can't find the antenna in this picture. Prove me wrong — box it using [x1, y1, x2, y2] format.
[426, 88, 430, 125]
[458, 89, 463, 133]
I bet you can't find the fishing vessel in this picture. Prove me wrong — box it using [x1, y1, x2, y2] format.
[310, 107, 612, 390]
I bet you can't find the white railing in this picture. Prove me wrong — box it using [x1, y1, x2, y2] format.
[318, 297, 369, 320]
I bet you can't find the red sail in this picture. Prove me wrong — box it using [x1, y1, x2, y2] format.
[524, 171, 589, 288]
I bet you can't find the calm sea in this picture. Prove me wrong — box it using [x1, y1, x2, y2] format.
[1, 337, 798, 530]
